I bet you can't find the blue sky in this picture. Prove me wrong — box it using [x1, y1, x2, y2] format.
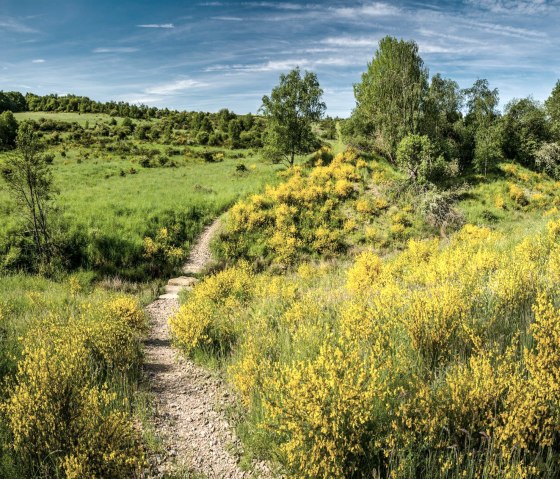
[1, 0, 559, 116]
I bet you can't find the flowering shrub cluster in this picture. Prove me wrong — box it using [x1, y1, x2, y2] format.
[143, 226, 185, 276]
[500, 162, 560, 211]
[172, 218, 560, 478]
[1, 291, 146, 478]
[217, 148, 375, 264]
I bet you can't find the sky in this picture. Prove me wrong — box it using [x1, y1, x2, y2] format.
[1, 0, 559, 117]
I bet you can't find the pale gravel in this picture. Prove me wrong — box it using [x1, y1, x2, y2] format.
[144, 219, 273, 478]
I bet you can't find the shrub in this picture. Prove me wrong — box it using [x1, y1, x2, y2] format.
[1, 293, 146, 478]
[189, 219, 560, 478]
[170, 263, 254, 355]
[535, 142, 560, 179]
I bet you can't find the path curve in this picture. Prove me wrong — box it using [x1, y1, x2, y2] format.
[144, 218, 263, 478]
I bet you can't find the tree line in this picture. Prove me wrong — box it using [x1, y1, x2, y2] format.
[342, 36, 560, 181]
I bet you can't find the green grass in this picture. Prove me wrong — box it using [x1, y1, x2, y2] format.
[1, 112, 281, 278]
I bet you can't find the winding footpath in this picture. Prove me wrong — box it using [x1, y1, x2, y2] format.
[144, 219, 262, 478]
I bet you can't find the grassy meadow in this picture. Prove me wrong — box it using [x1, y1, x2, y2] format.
[3, 96, 560, 478]
[1, 112, 280, 278]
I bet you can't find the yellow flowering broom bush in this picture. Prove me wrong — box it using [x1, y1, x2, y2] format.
[217, 148, 370, 264]
[0, 285, 146, 478]
[175, 216, 560, 478]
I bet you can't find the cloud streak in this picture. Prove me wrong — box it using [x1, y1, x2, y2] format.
[93, 47, 139, 53]
[137, 23, 175, 28]
[0, 17, 37, 33]
[145, 79, 209, 95]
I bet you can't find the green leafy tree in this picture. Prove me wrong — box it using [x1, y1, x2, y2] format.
[545, 80, 560, 139]
[228, 118, 243, 148]
[396, 134, 445, 183]
[463, 79, 499, 129]
[473, 123, 503, 176]
[0, 111, 18, 149]
[422, 74, 463, 159]
[0, 121, 56, 264]
[463, 79, 500, 170]
[501, 97, 550, 166]
[261, 67, 326, 167]
[349, 36, 428, 161]
[535, 142, 560, 179]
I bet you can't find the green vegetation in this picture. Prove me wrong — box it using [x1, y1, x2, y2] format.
[0, 273, 150, 478]
[3, 32, 560, 479]
[169, 39, 560, 479]
[0, 110, 278, 278]
[261, 67, 326, 167]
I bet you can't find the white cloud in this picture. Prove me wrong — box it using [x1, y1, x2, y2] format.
[211, 16, 243, 21]
[137, 23, 175, 28]
[322, 36, 378, 48]
[242, 2, 307, 10]
[465, 20, 547, 39]
[93, 47, 139, 53]
[331, 2, 400, 18]
[121, 96, 162, 105]
[205, 55, 360, 73]
[418, 43, 462, 54]
[31, 59, 45, 63]
[466, 0, 558, 14]
[0, 17, 37, 33]
[145, 79, 208, 95]
[206, 59, 310, 73]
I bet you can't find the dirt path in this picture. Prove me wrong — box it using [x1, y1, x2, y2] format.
[144, 219, 265, 478]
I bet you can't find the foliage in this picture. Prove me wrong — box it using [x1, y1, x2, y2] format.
[176, 219, 560, 478]
[0, 121, 56, 267]
[0, 276, 147, 478]
[535, 142, 560, 179]
[217, 148, 375, 265]
[473, 122, 503, 176]
[0, 111, 18, 149]
[463, 79, 500, 129]
[0, 112, 279, 279]
[0, 91, 26, 114]
[395, 134, 446, 183]
[261, 67, 326, 167]
[501, 97, 550, 167]
[545, 80, 560, 139]
[348, 36, 428, 160]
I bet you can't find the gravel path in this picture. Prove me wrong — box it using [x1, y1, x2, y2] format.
[144, 219, 266, 478]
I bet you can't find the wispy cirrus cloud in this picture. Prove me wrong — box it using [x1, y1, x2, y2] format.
[0, 17, 38, 33]
[211, 16, 243, 21]
[145, 78, 208, 95]
[93, 47, 139, 53]
[331, 2, 401, 18]
[137, 23, 175, 28]
[31, 59, 45, 63]
[322, 36, 378, 48]
[241, 2, 308, 10]
[466, 0, 559, 14]
[206, 59, 310, 73]
[464, 19, 547, 39]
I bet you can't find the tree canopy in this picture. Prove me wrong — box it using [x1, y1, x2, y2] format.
[348, 36, 428, 160]
[261, 67, 326, 167]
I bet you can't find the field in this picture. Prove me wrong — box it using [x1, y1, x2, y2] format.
[1, 112, 279, 278]
[14, 111, 119, 126]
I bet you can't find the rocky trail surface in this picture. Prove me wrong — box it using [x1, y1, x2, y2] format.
[143, 219, 270, 478]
